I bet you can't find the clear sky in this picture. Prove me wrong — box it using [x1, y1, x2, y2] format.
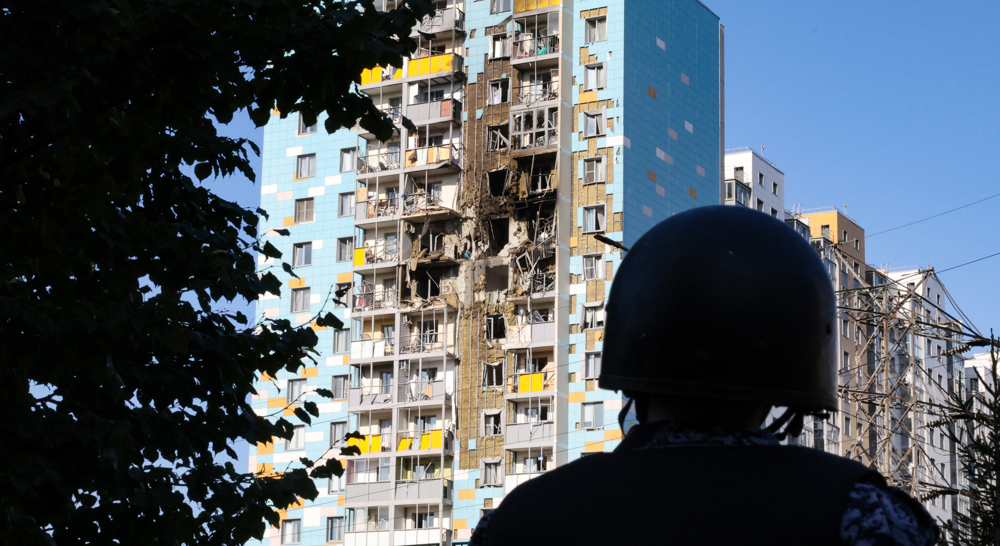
[206, 1, 1000, 465]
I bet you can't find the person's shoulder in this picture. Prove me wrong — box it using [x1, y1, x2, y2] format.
[840, 481, 938, 546]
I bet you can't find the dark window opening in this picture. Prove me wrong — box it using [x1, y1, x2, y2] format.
[489, 218, 509, 254]
[488, 169, 508, 196]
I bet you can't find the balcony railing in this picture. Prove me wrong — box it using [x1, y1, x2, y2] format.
[402, 193, 451, 216]
[358, 149, 401, 174]
[727, 169, 748, 184]
[346, 433, 392, 454]
[394, 478, 453, 503]
[514, 82, 558, 107]
[400, 332, 451, 355]
[513, 35, 559, 60]
[360, 65, 403, 86]
[406, 98, 462, 124]
[406, 53, 464, 79]
[505, 421, 554, 445]
[507, 370, 555, 394]
[356, 197, 400, 221]
[397, 379, 449, 403]
[348, 384, 394, 407]
[403, 143, 462, 170]
[395, 429, 454, 451]
[353, 287, 398, 313]
[353, 241, 399, 267]
[351, 336, 395, 360]
[394, 528, 452, 546]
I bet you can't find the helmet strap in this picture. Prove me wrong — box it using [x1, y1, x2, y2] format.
[618, 394, 648, 430]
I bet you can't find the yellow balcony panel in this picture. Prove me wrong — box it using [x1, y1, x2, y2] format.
[353, 248, 366, 266]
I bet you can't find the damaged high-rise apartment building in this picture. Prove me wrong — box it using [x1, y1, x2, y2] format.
[251, 0, 723, 544]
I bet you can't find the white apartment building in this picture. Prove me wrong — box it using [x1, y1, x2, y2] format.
[723, 147, 784, 219]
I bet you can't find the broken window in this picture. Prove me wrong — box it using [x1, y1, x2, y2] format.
[413, 269, 443, 299]
[487, 79, 509, 105]
[485, 314, 506, 340]
[490, 0, 511, 15]
[487, 124, 510, 151]
[583, 110, 605, 138]
[490, 32, 511, 59]
[583, 253, 604, 281]
[582, 302, 605, 330]
[484, 265, 508, 292]
[484, 413, 502, 436]
[511, 107, 558, 151]
[489, 217, 509, 254]
[583, 205, 606, 233]
[584, 63, 606, 91]
[482, 362, 503, 389]
[583, 156, 606, 184]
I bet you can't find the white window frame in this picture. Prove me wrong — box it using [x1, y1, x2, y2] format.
[331, 421, 347, 447]
[281, 518, 302, 545]
[583, 204, 606, 233]
[487, 78, 509, 105]
[584, 62, 606, 91]
[484, 413, 502, 437]
[340, 147, 357, 173]
[294, 198, 315, 223]
[489, 32, 511, 59]
[583, 253, 604, 281]
[583, 110, 606, 137]
[287, 378, 306, 404]
[584, 352, 602, 379]
[337, 237, 354, 262]
[582, 302, 605, 330]
[328, 474, 345, 495]
[339, 192, 355, 217]
[333, 328, 350, 354]
[490, 0, 511, 14]
[327, 516, 345, 541]
[483, 462, 501, 486]
[292, 242, 312, 268]
[291, 287, 311, 313]
[332, 375, 348, 400]
[286, 425, 306, 451]
[585, 16, 607, 44]
[583, 156, 606, 184]
[297, 113, 317, 136]
[582, 402, 604, 429]
[296, 154, 317, 179]
[771, 181, 778, 195]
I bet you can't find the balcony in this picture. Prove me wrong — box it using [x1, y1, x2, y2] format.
[355, 196, 401, 226]
[353, 287, 399, 314]
[511, 107, 558, 154]
[512, 35, 559, 64]
[507, 370, 555, 395]
[394, 529, 452, 546]
[397, 379, 451, 404]
[349, 384, 395, 409]
[406, 98, 462, 125]
[345, 530, 390, 546]
[395, 429, 454, 452]
[353, 241, 399, 268]
[394, 478, 453, 504]
[351, 336, 396, 360]
[514, 82, 558, 108]
[505, 321, 555, 346]
[513, 0, 561, 13]
[504, 421, 554, 447]
[414, 6, 465, 37]
[406, 53, 464, 82]
[503, 449, 552, 491]
[360, 65, 404, 89]
[357, 149, 402, 176]
[400, 331, 455, 356]
[346, 433, 393, 455]
[724, 178, 750, 208]
[358, 105, 403, 137]
[403, 143, 462, 172]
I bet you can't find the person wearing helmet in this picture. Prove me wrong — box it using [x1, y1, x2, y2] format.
[471, 206, 937, 545]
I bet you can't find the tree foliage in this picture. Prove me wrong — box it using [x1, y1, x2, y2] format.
[0, 0, 432, 544]
[931, 336, 1000, 546]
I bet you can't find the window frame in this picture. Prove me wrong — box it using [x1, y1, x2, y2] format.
[287, 378, 306, 404]
[297, 113, 317, 136]
[582, 253, 604, 281]
[584, 352, 602, 379]
[584, 16, 607, 44]
[338, 192, 355, 217]
[582, 302, 605, 330]
[583, 62, 607, 91]
[281, 519, 302, 545]
[340, 147, 357, 173]
[490, 0, 511, 15]
[327, 516, 345, 541]
[292, 242, 313, 268]
[333, 328, 350, 354]
[294, 198, 315, 223]
[335, 282, 351, 308]
[296, 153, 317, 179]
[582, 204, 606, 233]
[583, 155, 606, 184]
[583, 110, 606, 138]
[771, 181, 778, 195]
[336, 237, 354, 262]
[291, 287, 311, 313]
[331, 375, 348, 400]
[286, 425, 306, 451]
[330, 421, 347, 447]
[581, 401, 604, 429]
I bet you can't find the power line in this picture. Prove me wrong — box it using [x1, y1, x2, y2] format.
[866, 191, 1000, 239]
[936, 250, 1000, 275]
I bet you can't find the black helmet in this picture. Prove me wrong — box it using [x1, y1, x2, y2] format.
[599, 205, 838, 412]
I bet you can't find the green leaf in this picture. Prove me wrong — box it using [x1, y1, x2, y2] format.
[292, 407, 312, 425]
[314, 388, 333, 399]
[303, 401, 319, 418]
[315, 312, 343, 329]
[194, 162, 213, 181]
[261, 241, 282, 259]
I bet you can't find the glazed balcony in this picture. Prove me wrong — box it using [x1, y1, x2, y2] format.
[506, 370, 555, 395]
[395, 429, 454, 453]
[406, 98, 462, 126]
[406, 53, 464, 83]
[504, 420, 554, 448]
[413, 5, 465, 38]
[394, 477, 454, 505]
[346, 433, 394, 455]
[394, 528, 452, 546]
[504, 320, 555, 347]
[513, 82, 558, 109]
[397, 379, 451, 404]
[351, 335, 396, 361]
[357, 149, 402, 176]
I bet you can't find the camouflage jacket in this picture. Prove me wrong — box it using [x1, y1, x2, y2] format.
[471, 421, 938, 546]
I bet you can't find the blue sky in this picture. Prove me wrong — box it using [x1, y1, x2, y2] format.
[206, 0, 1000, 461]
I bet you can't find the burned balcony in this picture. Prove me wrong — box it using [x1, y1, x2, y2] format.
[513, 253, 555, 297]
[402, 175, 460, 221]
[512, 11, 560, 64]
[404, 143, 462, 172]
[399, 319, 456, 356]
[413, 3, 465, 38]
[511, 107, 558, 154]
